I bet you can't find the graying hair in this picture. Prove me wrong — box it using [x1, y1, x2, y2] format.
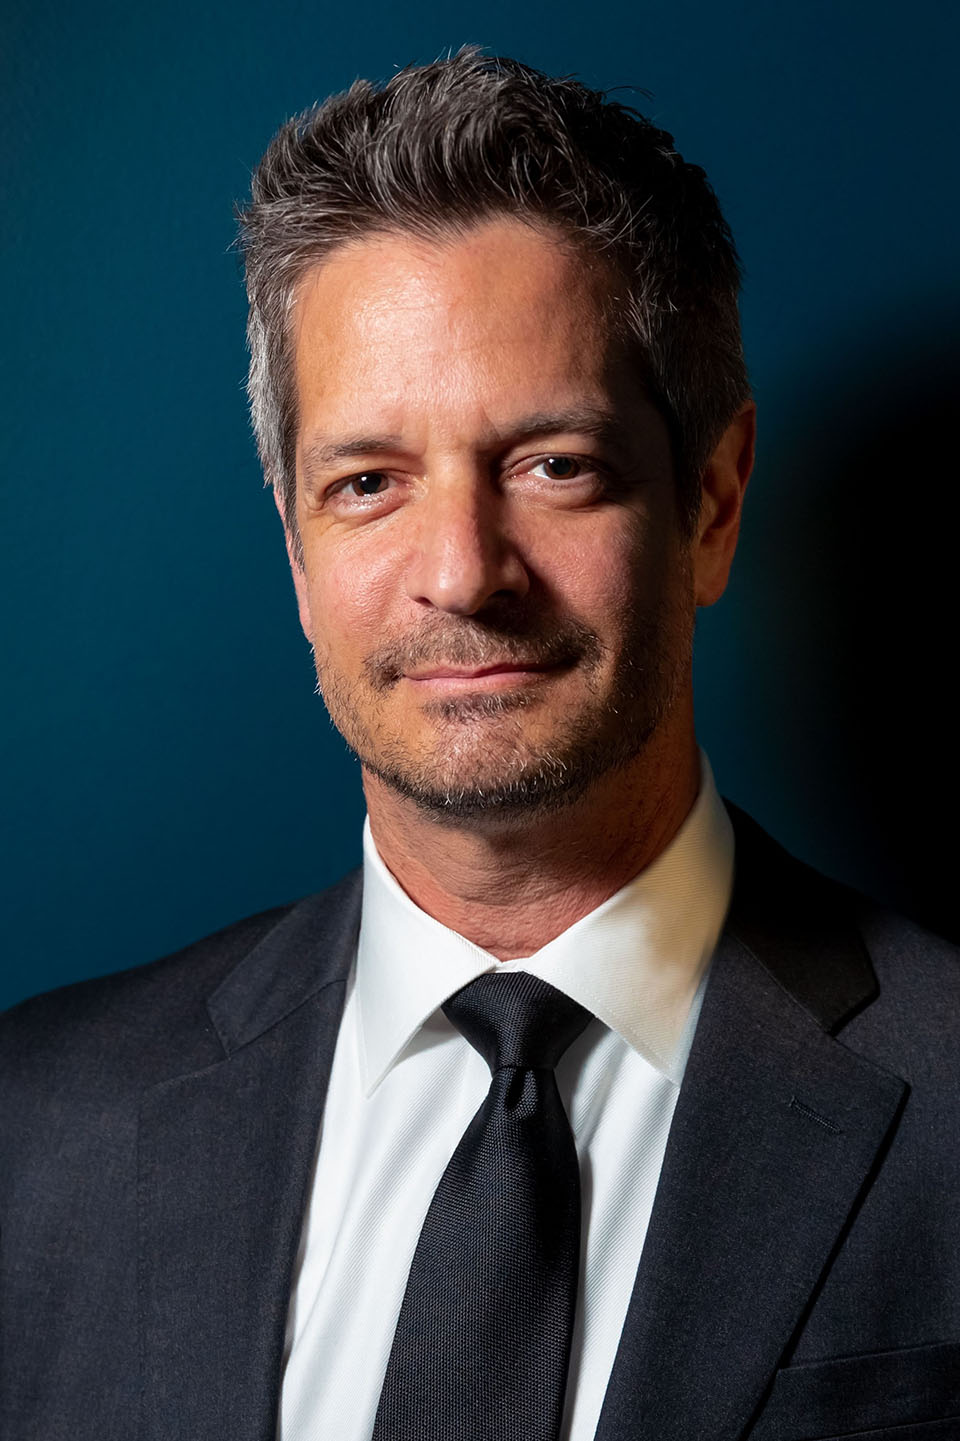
[238, 46, 749, 560]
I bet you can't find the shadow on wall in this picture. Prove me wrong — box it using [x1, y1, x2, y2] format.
[749, 304, 959, 944]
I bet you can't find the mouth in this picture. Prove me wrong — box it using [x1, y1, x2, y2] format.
[403, 661, 566, 691]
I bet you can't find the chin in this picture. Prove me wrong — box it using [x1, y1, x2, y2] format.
[363, 759, 597, 826]
[360, 715, 656, 827]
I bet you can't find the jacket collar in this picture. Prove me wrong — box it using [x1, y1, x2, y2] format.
[205, 868, 361, 1053]
[723, 800, 878, 1031]
[200, 798, 876, 1059]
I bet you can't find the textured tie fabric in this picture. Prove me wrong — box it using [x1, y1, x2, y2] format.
[372, 971, 592, 1441]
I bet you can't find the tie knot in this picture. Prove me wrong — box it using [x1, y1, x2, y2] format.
[442, 972, 591, 1072]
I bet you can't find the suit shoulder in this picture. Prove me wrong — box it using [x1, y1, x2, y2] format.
[725, 799, 960, 1046]
[855, 898, 960, 1012]
[0, 871, 360, 1092]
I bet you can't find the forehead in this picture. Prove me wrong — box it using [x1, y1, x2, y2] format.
[291, 219, 624, 429]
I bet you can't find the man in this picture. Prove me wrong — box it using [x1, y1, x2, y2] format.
[2, 46, 959, 1441]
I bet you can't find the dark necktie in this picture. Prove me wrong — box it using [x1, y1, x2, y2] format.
[372, 971, 591, 1441]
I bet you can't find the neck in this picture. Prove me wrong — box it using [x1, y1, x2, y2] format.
[364, 722, 701, 960]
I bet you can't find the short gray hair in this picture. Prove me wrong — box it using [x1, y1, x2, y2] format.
[237, 46, 749, 558]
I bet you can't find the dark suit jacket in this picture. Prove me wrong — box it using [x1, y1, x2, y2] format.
[3, 804, 960, 1440]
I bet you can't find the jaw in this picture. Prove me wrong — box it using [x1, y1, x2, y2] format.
[353, 680, 672, 830]
[361, 692, 700, 861]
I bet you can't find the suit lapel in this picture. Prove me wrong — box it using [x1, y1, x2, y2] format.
[596, 807, 908, 1441]
[137, 874, 361, 1441]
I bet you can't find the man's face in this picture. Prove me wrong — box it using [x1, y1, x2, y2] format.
[288, 218, 697, 821]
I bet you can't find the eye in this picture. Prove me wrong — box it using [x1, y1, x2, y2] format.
[532, 456, 585, 481]
[346, 471, 391, 497]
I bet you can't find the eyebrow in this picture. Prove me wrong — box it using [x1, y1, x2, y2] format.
[499, 408, 629, 451]
[301, 434, 406, 476]
[299, 407, 631, 478]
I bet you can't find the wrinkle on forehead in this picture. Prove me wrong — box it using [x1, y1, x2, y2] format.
[291, 219, 623, 444]
[295, 219, 613, 351]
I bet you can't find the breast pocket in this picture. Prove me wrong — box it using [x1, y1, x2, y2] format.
[749, 1339, 960, 1440]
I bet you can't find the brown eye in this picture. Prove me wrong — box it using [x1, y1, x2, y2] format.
[350, 472, 389, 496]
[541, 457, 580, 479]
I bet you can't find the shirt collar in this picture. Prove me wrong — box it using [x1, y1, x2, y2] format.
[356, 750, 734, 1093]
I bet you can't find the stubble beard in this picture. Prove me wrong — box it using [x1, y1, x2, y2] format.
[312, 594, 691, 825]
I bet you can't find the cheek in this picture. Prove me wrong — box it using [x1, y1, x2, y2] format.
[302, 538, 400, 671]
[536, 516, 658, 625]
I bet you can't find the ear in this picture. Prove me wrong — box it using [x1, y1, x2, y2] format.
[692, 400, 756, 607]
[273, 487, 313, 643]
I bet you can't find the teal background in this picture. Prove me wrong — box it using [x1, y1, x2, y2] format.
[2, 0, 958, 1009]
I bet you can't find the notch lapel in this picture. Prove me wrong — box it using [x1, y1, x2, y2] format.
[596, 809, 908, 1441]
[137, 875, 361, 1441]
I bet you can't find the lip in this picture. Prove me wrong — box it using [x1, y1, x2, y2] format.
[403, 662, 562, 690]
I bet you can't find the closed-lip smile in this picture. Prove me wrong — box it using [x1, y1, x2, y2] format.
[408, 662, 550, 678]
[404, 661, 564, 688]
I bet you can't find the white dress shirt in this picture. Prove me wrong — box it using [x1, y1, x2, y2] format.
[277, 753, 734, 1441]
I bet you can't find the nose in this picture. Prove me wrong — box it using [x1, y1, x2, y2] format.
[405, 473, 530, 615]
